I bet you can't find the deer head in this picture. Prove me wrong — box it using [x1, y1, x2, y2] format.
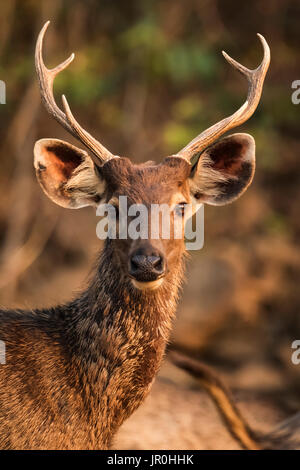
[34, 21, 270, 291]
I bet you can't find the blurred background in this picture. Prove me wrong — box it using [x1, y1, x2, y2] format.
[0, 0, 300, 449]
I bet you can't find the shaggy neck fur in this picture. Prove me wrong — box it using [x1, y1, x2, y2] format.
[60, 240, 185, 449]
[0, 242, 186, 450]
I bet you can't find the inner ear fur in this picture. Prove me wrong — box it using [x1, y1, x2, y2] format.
[34, 139, 105, 209]
[189, 133, 255, 206]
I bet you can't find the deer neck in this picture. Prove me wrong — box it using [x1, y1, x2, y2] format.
[65, 240, 185, 447]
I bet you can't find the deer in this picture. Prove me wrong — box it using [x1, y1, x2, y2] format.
[0, 21, 296, 450]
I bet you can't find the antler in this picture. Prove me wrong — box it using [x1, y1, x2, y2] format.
[35, 21, 114, 165]
[176, 34, 270, 162]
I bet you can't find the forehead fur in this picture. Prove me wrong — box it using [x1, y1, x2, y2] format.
[99, 156, 191, 204]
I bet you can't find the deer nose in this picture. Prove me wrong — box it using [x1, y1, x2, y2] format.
[129, 253, 165, 282]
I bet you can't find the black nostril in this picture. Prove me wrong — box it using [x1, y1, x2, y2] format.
[129, 253, 165, 281]
[148, 255, 163, 273]
[130, 255, 147, 272]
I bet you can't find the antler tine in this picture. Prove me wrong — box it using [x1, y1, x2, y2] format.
[177, 34, 270, 162]
[62, 94, 113, 159]
[35, 21, 114, 165]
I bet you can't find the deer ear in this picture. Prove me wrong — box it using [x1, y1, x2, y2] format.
[34, 139, 105, 208]
[189, 133, 255, 206]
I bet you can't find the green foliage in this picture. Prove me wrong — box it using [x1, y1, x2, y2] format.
[163, 122, 196, 150]
[0, 0, 299, 177]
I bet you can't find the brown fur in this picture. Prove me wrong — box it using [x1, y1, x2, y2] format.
[0, 157, 190, 450]
[0, 133, 257, 449]
[0, 252, 184, 449]
[1, 26, 277, 449]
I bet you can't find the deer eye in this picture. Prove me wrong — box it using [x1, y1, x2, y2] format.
[174, 202, 187, 217]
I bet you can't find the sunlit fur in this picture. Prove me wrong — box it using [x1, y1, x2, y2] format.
[0, 135, 257, 449]
[0, 156, 190, 450]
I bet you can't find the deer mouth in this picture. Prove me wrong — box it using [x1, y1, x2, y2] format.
[131, 278, 164, 291]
